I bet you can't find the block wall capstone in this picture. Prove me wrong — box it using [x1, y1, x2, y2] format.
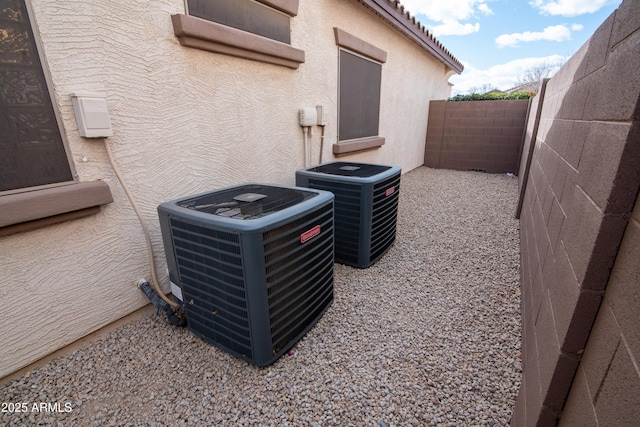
[513, 0, 640, 425]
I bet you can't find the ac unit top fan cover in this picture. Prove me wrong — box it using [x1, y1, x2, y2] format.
[160, 184, 328, 231]
[304, 162, 398, 181]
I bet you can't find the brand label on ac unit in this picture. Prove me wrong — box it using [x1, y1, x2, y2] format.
[300, 225, 321, 243]
[385, 186, 395, 196]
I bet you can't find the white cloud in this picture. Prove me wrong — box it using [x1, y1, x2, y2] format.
[432, 20, 480, 36]
[449, 55, 566, 94]
[529, 0, 617, 17]
[571, 23, 584, 31]
[399, 0, 490, 35]
[496, 25, 572, 48]
[477, 3, 494, 15]
[399, 0, 483, 21]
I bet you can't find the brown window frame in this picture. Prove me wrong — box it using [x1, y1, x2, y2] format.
[172, 0, 304, 69]
[0, 0, 113, 236]
[186, 0, 291, 44]
[338, 49, 382, 140]
[1, 0, 78, 195]
[333, 28, 386, 155]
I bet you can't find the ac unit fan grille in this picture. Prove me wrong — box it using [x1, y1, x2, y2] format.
[307, 162, 391, 177]
[307, 179, 361, 265]
[264, 202, 334, 354]
[169, 218, 253, 359]
[370, 174, 401, 262]
[177, 185, 317, 219]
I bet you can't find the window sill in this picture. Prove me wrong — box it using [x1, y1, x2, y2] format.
[333, 136, 386, 156]
[171, 14, 305, 69]
[0, 181, 113, 237]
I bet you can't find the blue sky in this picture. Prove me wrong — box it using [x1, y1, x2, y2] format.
[399, 0, 622, 94]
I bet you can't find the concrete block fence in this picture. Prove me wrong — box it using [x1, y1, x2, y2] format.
[512, 0, 640, 425]
[423, 2, 639, 424]
[424, 99, 529, 174]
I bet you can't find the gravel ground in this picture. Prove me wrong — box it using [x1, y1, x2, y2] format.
[1, 167, 522, 427]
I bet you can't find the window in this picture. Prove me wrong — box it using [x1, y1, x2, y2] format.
[187, 0, 291, 44]
[334, 28, 386, 155]
[172, 0, 304, 69]
[1, 0, 75, 194]
[338, 49, 381, 141]
[0, 0, 113, 236]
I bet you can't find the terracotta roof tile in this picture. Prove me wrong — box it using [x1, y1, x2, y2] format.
[356, 0, 464, 74]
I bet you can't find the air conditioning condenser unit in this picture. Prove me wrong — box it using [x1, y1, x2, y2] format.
[296, 162, 400, 268]
[158, 183, 334, 366]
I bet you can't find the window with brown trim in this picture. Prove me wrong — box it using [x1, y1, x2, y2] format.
[333, 28, 386, 155]
[0, 0, 113, 236]
[187, 0, 291, 44]
[172, 0, 304, 69]
[0, 0, 75, 194]
[338, 49, 382, 141]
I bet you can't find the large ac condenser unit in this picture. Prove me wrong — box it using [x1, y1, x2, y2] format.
[158, 184, 334, 366]
[296, 162, 401, 268]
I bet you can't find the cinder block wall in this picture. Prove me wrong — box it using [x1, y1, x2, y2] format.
[424, 99, 529, 174]
[560, 192, 640, 425]
[512, 0, 640, 425]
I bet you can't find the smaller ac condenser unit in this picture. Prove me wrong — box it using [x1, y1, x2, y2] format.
[158, 184, 334, 366]
[296, 162, 401, 268]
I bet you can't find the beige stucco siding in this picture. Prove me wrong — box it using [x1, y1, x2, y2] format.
[1, 0, 453, 378]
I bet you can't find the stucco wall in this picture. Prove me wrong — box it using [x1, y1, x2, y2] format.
[512, 0, 640, 424]
[1, 0, 453, 378]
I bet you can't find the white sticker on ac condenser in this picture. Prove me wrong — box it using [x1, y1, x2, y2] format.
[170, 281, 183, 301]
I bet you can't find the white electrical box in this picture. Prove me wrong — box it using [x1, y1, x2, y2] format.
[316, 105, 324, 125]
[71, 92, 113, 138]
[299, 107, 317, 127]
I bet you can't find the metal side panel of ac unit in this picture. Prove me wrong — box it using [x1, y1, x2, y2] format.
[369, 172, 401, 265]
[167, 216, 254, 360]
[262, 202, 334, 362]
[303, 179, 363, 266]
